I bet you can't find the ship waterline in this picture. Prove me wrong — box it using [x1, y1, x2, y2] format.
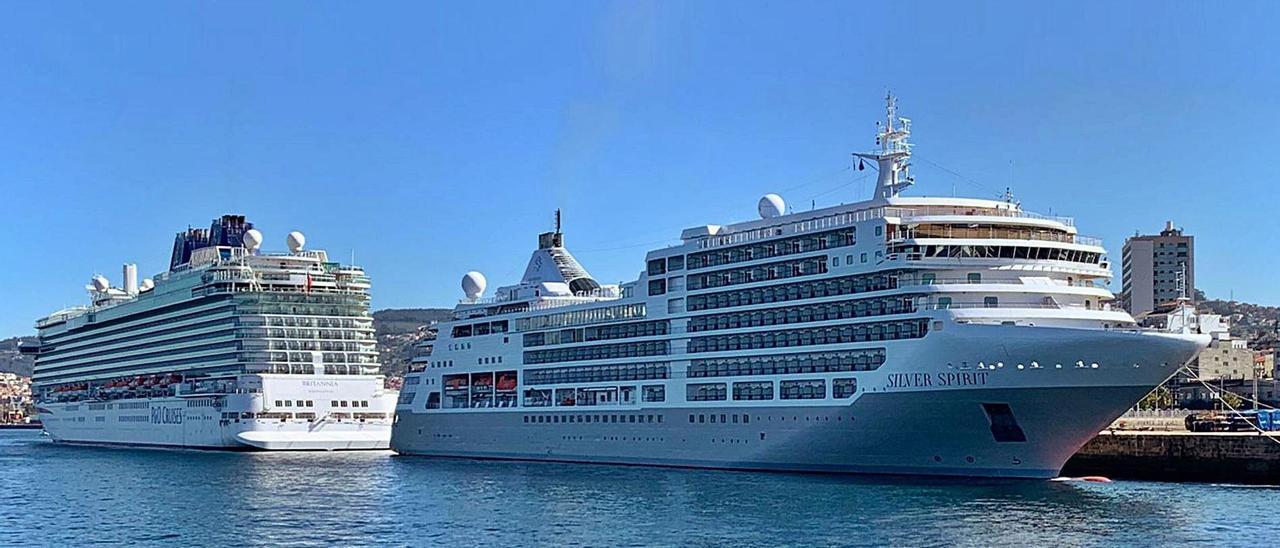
[390, 95, 1207, 477]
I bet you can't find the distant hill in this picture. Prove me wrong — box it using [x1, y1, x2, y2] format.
[373, 308, 453, 337]
[1198, 299, 1280, 351]
[0, 337, 35, 376]
[373, 308, 451, 377]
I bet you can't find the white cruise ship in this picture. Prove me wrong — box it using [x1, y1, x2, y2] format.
[391, 96, 1208, 478]
[27, 215, 395, 450]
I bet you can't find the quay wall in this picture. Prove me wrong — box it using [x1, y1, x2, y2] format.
[1062, 431, 1280, 484]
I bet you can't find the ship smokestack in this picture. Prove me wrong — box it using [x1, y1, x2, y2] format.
[123, 263, 138, 296]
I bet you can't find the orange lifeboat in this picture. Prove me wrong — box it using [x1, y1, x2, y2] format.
[496, 376, 517, 391]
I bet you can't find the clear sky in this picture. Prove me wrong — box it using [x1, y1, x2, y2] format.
[2, 1, 1277, 336]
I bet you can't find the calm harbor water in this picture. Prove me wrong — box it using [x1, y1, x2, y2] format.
[0, 430, 1275, 547]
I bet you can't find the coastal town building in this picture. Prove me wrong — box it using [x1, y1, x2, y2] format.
[0, 372, 35, 424]
[1138, 302, 1275, 408]
[1175, 377, 1280, 409]
[1120, 221, 1194, 317]
[1196, 339, 1274, 381]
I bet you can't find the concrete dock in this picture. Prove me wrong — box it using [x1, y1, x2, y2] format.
[1062, 430, 1280, 484]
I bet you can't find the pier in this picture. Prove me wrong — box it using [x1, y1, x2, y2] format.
[1063, 430, 1280, 484]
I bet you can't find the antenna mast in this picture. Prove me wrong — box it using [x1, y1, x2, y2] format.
[853, 92, 915, 201]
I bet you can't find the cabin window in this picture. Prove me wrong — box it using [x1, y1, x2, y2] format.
[780, 379, 826, 400]
[648, 259, 667, 276]
[687, 383, 727, 402]
[833, 378, 858, 398]
[984, 296, 999, 308]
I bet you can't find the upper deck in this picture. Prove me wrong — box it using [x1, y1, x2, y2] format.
[433, 96, 1115, 342]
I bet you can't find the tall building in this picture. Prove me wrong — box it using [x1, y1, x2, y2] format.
[1121, 221, 1194, 317]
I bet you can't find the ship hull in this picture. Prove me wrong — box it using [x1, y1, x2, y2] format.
[392, 386, 1147, 478]
[38, 396, 392, 451]
[392, 324, 1207, 479]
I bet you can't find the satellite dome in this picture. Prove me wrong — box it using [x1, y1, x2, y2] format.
[243, 229, 263, 251]
[287, 231, 306, 253]
[91, 275, 110, 292]
[139, 278, 156, 292]
[758, 193, 785, 218]
[462, 271, 487, 300]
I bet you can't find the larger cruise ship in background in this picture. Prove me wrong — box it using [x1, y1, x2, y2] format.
[25, 215, 395, 450]
[391, 96, 1209, 478]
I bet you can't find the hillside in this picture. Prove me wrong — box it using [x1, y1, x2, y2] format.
[0, 337, 35, 376]
[1197, 299, 1280, 350]
[372, 308, 452, 377]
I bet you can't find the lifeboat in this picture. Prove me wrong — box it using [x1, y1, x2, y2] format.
[496, 376, 517, 391]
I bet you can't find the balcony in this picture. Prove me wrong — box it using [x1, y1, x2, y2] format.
[889, 225, 1100, 246]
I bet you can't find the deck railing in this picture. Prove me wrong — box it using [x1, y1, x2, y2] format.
[692, 204, 1076, 251]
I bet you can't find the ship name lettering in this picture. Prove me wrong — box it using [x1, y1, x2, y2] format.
[886, 372, 932, 388]
[886, 371, 990, 389]
[150, 407, 184, 425]
[935, 371, 990, 387]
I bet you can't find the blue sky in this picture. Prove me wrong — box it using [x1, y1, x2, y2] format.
[2, 2, 1278, 336]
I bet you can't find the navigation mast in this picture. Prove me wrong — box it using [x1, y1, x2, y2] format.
[854, 92, 915, 200]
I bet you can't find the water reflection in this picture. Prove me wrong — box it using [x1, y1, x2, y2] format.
[1, 432, 1274, 547]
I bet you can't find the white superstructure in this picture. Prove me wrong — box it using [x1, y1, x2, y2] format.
[391, 96, 1208, 478]
[29, 215, 395, 450]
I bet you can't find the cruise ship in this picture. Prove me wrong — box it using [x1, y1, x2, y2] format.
[391, 96, 1208, 478]
[25, 215, 395, 450]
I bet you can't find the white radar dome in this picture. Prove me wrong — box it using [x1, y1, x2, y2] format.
[462, 271, 487, 300]
[139, 278, 155, 292]
[91, 275, 110, 292]
[287, 231, 306, 253]
[758, 193, 785, 219]
[243, 229, 263, 251]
